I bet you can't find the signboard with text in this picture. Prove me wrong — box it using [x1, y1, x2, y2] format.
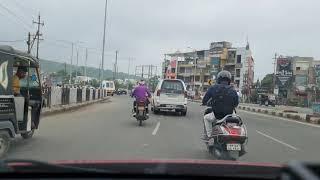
[276, 57, 293, 87]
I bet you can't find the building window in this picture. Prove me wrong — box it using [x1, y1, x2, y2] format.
[237, 55, 241, 63]
[235, 80, 240, 87]
[296, 67, 301, 71]
[171, 68, 176, 73]
[236, 69, 240, 77]
[195, 76, 200, 81]
[185, 68, 192, 73]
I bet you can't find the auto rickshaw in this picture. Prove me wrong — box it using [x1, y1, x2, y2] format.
[0, 45, 42, 157]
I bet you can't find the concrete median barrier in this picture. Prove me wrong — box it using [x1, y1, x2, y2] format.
[41, 97, 111, 117]
[236, 104, 320, 125]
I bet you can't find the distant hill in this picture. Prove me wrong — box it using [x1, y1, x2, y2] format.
[39, 59, 137, 80]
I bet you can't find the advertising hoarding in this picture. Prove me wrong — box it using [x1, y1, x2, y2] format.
[276, 57, 293, 87]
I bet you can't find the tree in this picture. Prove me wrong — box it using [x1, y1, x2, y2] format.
[261, 74, 273, 89]
[90, 79, 100, 88]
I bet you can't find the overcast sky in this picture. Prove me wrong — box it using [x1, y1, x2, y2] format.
[1, 0, 320, 79]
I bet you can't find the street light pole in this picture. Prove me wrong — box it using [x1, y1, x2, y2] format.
[100, 0, 108, 86]
[69, 42, 74, 84]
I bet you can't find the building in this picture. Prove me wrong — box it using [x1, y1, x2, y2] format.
[275, 56, 320, 106]
[163, 41, 254, 98]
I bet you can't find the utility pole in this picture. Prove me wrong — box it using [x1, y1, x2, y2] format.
[127, 58, 131, 78]
[115, 50, 118, 80]
[273, 53, 277, 92]
[27, 32, 31, 53]
[100, 0, 108, 85]
[33, 13, 44, 59]
[85, 48, 88, 78]
[69, 43, 74, 84]
[75, 49, 79, 78]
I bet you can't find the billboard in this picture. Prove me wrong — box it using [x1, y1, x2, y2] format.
[276, 57, 293, 87]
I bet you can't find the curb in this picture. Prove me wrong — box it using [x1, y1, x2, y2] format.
[41, 97, 111, 117]
[237, 105, 320, 125]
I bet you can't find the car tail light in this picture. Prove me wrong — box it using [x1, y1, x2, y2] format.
[156, 90, 161, 96]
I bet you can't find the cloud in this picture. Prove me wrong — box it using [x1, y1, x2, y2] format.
[0, 0, 319, 79]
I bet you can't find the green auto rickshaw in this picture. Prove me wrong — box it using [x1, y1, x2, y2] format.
[0, 45, 42, 157]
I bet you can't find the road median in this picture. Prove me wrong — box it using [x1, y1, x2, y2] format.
[41, 97, 111, 117]
[190, 99, 320, 125]
[237, 104, 320, 125]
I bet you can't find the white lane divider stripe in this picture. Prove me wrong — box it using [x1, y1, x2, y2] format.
[256, 130, 299, 151]
[152, 121, 160, 135]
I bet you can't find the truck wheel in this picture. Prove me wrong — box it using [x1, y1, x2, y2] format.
[21, 129, 35, 139]
[0, 131, 10, 158]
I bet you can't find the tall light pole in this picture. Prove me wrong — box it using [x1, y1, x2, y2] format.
[100, 0, 108, 85]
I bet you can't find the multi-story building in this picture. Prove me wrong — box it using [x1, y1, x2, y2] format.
[275, 56, 320, 106]
[163, 41, 255, 97]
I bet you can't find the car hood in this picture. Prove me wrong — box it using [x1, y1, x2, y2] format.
[8, 159, 283, 178]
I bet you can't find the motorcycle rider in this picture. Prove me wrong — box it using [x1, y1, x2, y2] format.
[131, 79, 151, 117]
[201, 70, 239, 140]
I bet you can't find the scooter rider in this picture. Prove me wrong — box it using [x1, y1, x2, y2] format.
[131, 79, 151, 117]
[201, 70, 239, 140]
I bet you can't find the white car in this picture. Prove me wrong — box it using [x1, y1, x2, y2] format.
[151, 79, 187, 116]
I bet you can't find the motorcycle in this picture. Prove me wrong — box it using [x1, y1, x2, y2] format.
[203, 107, 248, 161]
[134, 100, 149, 126]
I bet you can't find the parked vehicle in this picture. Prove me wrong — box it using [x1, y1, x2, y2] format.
[151, 79, 187, 116]
[102, 81, 115, 96]
[0, 45, 43, 157]
[116, 88, 127, 95]
[134, 100, 149, 126]
[203, 107, 248, 160]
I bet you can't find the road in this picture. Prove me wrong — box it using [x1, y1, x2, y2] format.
[6, 95, 320, 164]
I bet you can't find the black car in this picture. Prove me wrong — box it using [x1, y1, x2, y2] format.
[116, 89, 127, 95]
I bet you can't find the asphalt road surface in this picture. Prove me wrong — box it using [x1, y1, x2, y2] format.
[6, 95, 320, 164]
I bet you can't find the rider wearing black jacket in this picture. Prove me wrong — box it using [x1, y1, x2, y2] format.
[202, 70, 239, 139]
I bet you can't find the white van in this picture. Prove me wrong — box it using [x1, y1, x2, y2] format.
[102, 80, 115, 96]
[151, 79, 187, 116]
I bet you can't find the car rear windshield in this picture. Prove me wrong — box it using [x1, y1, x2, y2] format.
[161, 80, 184, 94]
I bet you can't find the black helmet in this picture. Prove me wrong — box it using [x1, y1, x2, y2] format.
[217, 70, 232, 84]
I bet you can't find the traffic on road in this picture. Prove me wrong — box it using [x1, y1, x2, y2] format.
[1, 0, 320, 178]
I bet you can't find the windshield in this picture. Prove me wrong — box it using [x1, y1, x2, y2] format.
[2, 0, 320, 172]
[161, 80, 184, 93]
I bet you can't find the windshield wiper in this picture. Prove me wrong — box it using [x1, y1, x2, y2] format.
[0, 159, 117, 173]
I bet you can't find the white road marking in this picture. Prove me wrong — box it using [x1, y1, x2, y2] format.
[238, 109, 320, 128]
[256, 130, 299, 151]
[152, 121, 161, 135]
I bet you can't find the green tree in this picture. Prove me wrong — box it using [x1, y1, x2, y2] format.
[261, 74, 273, 89]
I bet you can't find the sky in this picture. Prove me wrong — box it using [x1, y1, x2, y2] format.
[0, 0, 320, 80]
